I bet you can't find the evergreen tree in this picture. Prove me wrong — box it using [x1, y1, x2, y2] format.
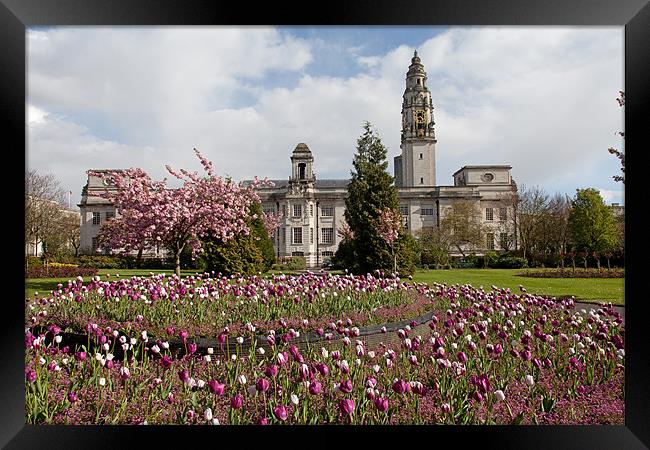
[201, 202, 275, 275]
[568, 188, 618, 256]
[337, 122, 416, 274]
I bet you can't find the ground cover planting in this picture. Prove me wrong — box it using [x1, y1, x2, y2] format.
[25, 272, 624, 425]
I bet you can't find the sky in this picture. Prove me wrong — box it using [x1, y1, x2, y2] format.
[26, 26, 625, 208]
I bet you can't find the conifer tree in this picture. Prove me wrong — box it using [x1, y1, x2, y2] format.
[337, 122, 416, 274]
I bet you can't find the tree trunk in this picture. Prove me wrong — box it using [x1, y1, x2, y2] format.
[175, 250, 181, 277]
[136, 247, 144, 268]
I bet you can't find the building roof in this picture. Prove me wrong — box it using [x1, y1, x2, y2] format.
[452, 165, 512, 176]
[315, 179, 349, 188]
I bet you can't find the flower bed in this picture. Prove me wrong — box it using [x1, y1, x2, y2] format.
[26, 266, 99, 279]
[518, 268, 624, 278]
[25, 274, 624, 425]
[26, 272, 438, 339]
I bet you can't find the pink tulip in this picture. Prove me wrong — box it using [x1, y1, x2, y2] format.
[209, 380, 225, 395]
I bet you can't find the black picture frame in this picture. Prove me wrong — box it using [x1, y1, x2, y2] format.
[4, 0, 648, 448]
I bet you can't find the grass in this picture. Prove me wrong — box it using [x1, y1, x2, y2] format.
[411, 269, 624, 305]
[25, 268, 624, 306]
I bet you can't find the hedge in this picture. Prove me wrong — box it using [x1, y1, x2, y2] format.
[518, 268, 624, 278]
[26, 266, 98, 279]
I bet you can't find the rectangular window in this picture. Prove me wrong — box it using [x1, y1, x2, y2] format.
[281, 227, 286, 244]
[293, 204, 302, 218]
[420, 208, 434, 216]
[400, 205, 409, 216]
[321, 205, 334, 217]
[486, 233, 495, 250]
[485, 208, 493, 221]
[310, 204, 314, 217]
[499, 207, 507, 221]
[310, 228, 314, 244]
[292, 251, 304, 257]
[500, 232, 509, 249]
[293, 227, 303, 244]
[106, 211, 115, 221]
[92, 237, 99, 250]
[322, 228, 334, 244]
[92, 212, 100, 225]
[322, 251, 334, 257]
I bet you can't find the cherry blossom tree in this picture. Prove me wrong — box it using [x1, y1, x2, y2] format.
[376, 207, 403, 273]
[608, 91, 625, 184]
[92, 149, 267, 276]
[261, 211, 283, 238]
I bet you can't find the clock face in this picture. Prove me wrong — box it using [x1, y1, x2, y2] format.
[415, 110, 425, 123]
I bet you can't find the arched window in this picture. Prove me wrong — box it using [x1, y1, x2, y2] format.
[298, 163, 306, 180]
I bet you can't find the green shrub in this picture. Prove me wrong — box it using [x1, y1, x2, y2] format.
[77, 255, 128, 269]
[26, 256, 42, 267]
[493, 255, 529, 269]
[281, 256, 307, 271]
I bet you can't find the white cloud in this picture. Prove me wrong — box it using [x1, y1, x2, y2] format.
[27, 27, 624, 207]
[598, 188, 623, 205]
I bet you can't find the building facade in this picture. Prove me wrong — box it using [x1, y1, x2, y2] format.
[79, 51, 519, 266]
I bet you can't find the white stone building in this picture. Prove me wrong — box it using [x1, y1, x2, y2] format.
[79, 51, 518, 266]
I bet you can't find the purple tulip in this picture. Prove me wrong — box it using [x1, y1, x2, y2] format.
[339, 379, 353, 393]
[230, 393, 244, 409]
[273, 405, 288, 421]
[259, 364, 276, 379]
[315, 363, 329, 377]
[289, 345, 301, 360]
[457, 351, 467, 363]
[25, 370, 37, 383]
[75, 351, 87, 362]
[374, 397, 389, 412]
[257, 417, 269, 425]
[392, 379, 410, 394]
[180, 330, 189, 343]
[188, 342, 197, 355]
[339, 398, 355, 417]
[178, 369, 190, 383]
[68, 391, 78, 403]
[309, 380, 322, 395]
[160, 355, 173, 369]
[256, 378, 270, 393]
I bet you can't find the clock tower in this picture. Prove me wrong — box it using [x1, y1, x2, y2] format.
[395, 50, 437, 187]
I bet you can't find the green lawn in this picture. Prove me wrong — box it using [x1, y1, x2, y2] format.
[25, 268, 624, 305]
[411, 269, 624, 305]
